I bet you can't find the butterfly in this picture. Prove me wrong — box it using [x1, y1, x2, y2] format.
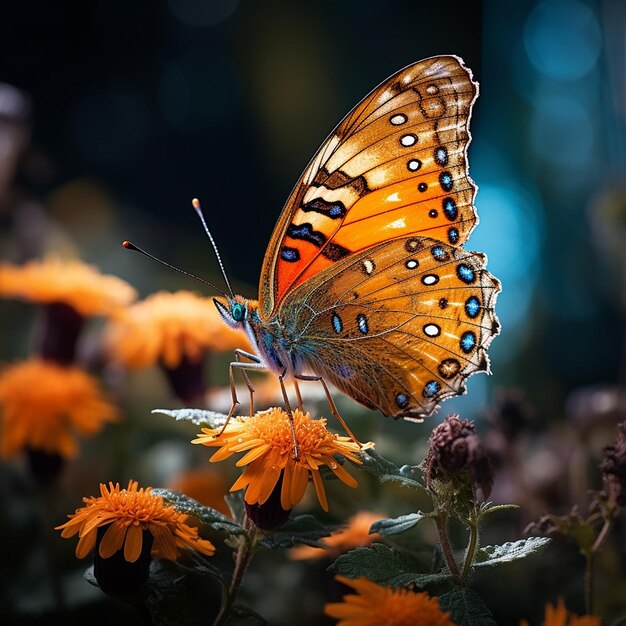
[212, 55, 500, 425]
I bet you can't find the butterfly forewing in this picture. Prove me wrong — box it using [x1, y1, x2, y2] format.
[260, 55, 479, 319]
[282, 237, 500, 418]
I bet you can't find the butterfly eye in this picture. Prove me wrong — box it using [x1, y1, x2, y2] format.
[231, 303, 246, 322]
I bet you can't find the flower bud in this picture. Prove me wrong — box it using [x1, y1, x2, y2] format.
[424, 414, 494, 500]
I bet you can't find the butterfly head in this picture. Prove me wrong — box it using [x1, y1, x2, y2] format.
[214, 295, 257, 328]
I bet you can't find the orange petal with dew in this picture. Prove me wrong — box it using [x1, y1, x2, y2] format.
[330, 460, 358, 488]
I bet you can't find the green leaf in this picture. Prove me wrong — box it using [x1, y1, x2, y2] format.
[231, 604, 269, 624]
[371, 512, 429, 537]
[359, 450, 426, 492]
[152, 408, 228, 428]
[153, 489, 245, 536]
[479, 503, 520, 519]
[438, 588, 497, 626]
[330, 543, 451, 588]
[473, 537, 551, 568]
[259, 514, 335, 549]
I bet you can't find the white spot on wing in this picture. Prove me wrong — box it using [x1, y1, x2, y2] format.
[424, 324, 441, 337]
[387, 218, 406, 229]
[400, 134, 417, 147]
[390, 113, 407, 125]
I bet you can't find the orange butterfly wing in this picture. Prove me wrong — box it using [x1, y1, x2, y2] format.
[259, 55, 478, 319]
[279, 237, 500, 418]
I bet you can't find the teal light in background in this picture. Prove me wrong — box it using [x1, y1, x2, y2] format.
[524, 0, 601, 80]
[471, 171, 545, 361]
[530, 93, 595, 172]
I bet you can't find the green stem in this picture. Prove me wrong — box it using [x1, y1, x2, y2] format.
[435, 510, 461, 585]
[461, 518, 479, 584]
[213, 521, 256, 626]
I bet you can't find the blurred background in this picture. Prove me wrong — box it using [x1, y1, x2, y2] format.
[1, 0, 625, 624]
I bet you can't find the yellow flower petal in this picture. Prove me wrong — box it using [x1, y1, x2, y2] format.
[325, 576, 455, 626]
[75, 529, 98, 559]
[56, 480, 215, 562]
[0, 359, 118, 459]
[124, 523, 144, 563]
[311, 469, 328, 512]
[194, 407, 373, 512]
[0, 256, 136, 316]
[106, 290, 251, 369]
[99, 521, 128, 558]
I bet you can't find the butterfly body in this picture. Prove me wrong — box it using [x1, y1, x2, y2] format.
[215, 55, 500, 421]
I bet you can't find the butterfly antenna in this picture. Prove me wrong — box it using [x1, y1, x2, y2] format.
[192, 198, 235, 298]
[122, 240, 228, 298]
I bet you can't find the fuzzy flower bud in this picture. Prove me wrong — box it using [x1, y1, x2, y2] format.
[424, 414, 494, 500]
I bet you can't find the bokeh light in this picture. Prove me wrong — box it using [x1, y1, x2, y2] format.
[524, 0, 602, 80]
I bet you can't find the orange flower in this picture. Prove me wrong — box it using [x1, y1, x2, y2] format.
[0, 256, 136, 316]
[106, 290, 250, 369]
[193, 407, 372, 512]
[519, 598, 601, 626]
[0, 359, 118, 458]
[168, 467, 231, 517]
[291, 511, 383, 560]
[325, 576, 456, 626]
[56, 480, 215, 562]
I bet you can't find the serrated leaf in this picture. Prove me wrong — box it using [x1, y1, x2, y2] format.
[473, 536, 551, 568]
[153, 489, 245, 536]
[359, 450, 426, 491]
[152, 408, 228, 428]
[438, 588, 497, 626]
[259, 514, 335, 549]
[371, 512, 429, 537]
[479, 503, 520, 518]
[231, 604, 269, 624]
[330, 543, 450, 588]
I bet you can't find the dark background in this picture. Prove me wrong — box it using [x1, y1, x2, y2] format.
[1, 0, 625, 623]
[2, 0, 624, 417]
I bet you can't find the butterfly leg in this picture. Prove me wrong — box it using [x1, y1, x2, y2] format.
[293, 379, 304, 412]
[295, 373, 361, 447]
[219, 358, 267, 436]
[234, 349, 260, 416]
[277, 372, 300, 461]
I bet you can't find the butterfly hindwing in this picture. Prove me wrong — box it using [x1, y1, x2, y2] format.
[260, 55, 479, 318]
[281, 236, 500, 418]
